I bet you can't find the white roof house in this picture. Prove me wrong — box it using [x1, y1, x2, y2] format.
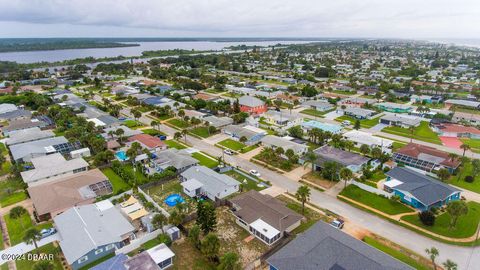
[9, 136, 69, 162]
[343, 130, 394, 153]
[146, 243, 175, 269]
[261, 135, 309, 156]
[20, 153, 89, 186]
[180, 166, 239, 200]
[0, 103, 18, 114]
[5, 127, 55, 146]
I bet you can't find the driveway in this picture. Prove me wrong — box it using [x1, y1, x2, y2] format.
[0, 233, 60, 265]
[369, 123, 388, 132]
[323, 110, 344, 120]
[440, 136, 463, 149]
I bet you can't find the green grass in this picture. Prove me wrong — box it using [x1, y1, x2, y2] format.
[276, 195, 329, 234]
[124, 165, 149, 184]
[16, 243, 63, 270]
[300, 109, 334, 118]
[335, 115, 381, 128]
[0, 192, 27, 207]
[189, 127, 213, 138]
[4, 213, 53, 245]
[142, 128, 166, 136]
[78, 253, 115, 270]
[124, 119, 143, 128]
[102, 168, 131, 194]
[460, 138, 480, 153]
[401, 201, 480, 238]
[339, 185, 414, 215]
[167, 118, 190, 129]
[0, 161, 12, 176]
[239, 144, 259, 153]
[141, 237, 163, 249]
[446, 161, 480, 193]
[224, 170, 266, 191]
[217, 139, 245, 151]
[165, 140, 187, 149]
[191, 152, 219, 168]
[382, 121, 442, 145]
[363, 237, 431, 270]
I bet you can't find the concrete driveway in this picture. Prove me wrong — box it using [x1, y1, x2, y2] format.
[0, 233, 60, 265]
[323, 110, 344, 120]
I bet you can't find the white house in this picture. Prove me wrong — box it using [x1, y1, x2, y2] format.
[180, 166, 239, 200]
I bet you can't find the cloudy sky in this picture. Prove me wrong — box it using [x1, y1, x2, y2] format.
[0, 0, 478, 39]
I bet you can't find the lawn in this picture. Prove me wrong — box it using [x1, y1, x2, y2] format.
[166, 118, 190, 129]
[253, 151, 298, 172]
[300, 108, 334, 118]
[382, 121, 442, 145]
[217, 139, 245, 151]
[123, 119, 143, 129]
[4, 213, 53, 245]
[339, 185, 414, 215]
[0, 191, 27, 207]
[170, 235, 216, 270]
[165, 140, 187, 150]
[16, 243, 63, 270]
[124, 165, 149, 184]
[142, 128, 166, 136]
[0, 161, 12, 176]
[335, 115, 382, 128]
[401, 201, 480, 238]
[223, 170, 267, 191]
[191, 152, 219, 168]
[239, 144, 259, 153]
[189, 127, 214, 138]
[363, 236, 431, 270]
[460, 138, 480, 153]
[446, 160, 480, 193]
[102, 168, 131, 194]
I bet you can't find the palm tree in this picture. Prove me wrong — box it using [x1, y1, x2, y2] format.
[33, 261, 54, 270]
[448, 153, 458, 163]
[425, 247, 439, 270]
[340, 168, 353, 188]
[408, 126, 415, 143]
[151, 120, 159, 130]
[23, 228, 42, 254]
[442, 259, 457, 270]
[295, 185, 311, 215]
[303, 151, 317, 172]
[460, 144, 471, 157]
[9, 206, 27, 229]
[181, 129, 188, 143]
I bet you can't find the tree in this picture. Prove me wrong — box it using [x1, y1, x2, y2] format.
[359, 144, 370, 156]
[174, 132, 182, 141]
[472, 159, 480, 176]
[371, 147, 382, 159]
[419, 211, 435, 226]
[239, 136, 247, 144]
[354, 119, 361, 130]
[425, 247, 439, 270]
[442, 259, 457, 270]
[189, 225, 201, 249]
[340, 168, 353, 189]
[295, 185, 311, 215]
[446, 201, 468, 229]
[196, 201, 217, 234]
[288, 125, 304, 138]
[408, 126, 415, 143]
[150, 120, 159, 130]
[460, 144, 471, 157]
[9, 206, 27, 228]
[448, 153, 458, 163]
[303, 151, 317, 172]
[181, 129, 188, 143]
[168, 210, 185, 226]
[217, 252, 241, 270]
[344, 141, 354, 152]
[151, 213, 167, 231]
[33, 261, 54, 270]
[437, 168, 450, 182]
[23, 228, 42, 254]
[201, 233, 220, 261]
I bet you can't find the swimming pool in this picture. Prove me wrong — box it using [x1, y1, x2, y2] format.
[164, 194, 185, 207]
[115, 151, 129, 161]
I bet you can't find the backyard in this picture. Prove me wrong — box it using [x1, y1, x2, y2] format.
[335, 115, 382, 128]
[339, 185, 414, 215]
[4, 213, 53, 245]
[446, 160, 480, 193]
[382, 121, 442, 145]
[0, 177, 28, 207]
[102, 167, 131, 194]
[144, 180, 196, 214]
[401, 201, 480, 238]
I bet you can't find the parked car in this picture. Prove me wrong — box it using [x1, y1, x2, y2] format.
[330, 219, 345, 229]
[223, 149, 234, 155]
[40, 228, 57, 238]
[158, 135, 167, 140]
[249, 169, 261, 177]
[341, 120, 351, 126]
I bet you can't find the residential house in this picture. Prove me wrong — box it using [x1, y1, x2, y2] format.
[20, 153, 89, 186]
[301, 100, 334, 112]
[380, 114, 421, 128]
[9, 136, 69, 162]
[194, 93, 218, 102]
[432, 123, 480, 139]
[102, 125, 142, 140]
[0, 109, 32, 122]
[338, 97, 375, 108]
[230, 190, 303, 245]
[266, 221, 413, 270]
[312, 145, 369, 173]
[260, 135, 309, 156]
[275, 93, 303, 105]
[223, 125, 266, 145]
[343, 130, 394, 153]
[445, 99, 480, 109]
[27, 169, 112, 220]
[54, 200, 135, 270]
[128, 134, 167, 151]
[5, 127, 55, 146]
[0, 103, 17, 114]
[452, 111, 480, 126]
[148, 148, 198, 174]
[239, 96, 268, 115]
[392, 143, 461, 173]
[300, 120, 343, 134]
[262, 110, 302, 128]
[1, 118, 48, 136]
[203, 115, 233, 128]
[375, 102, 413, 113]
[180, 166, 240, 201]
[385, 167, 461, 211]
[343, 107, 377, 119]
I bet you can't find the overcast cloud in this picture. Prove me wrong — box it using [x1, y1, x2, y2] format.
[0, 0, 478, 38]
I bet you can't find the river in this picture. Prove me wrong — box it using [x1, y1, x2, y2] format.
[0, 40, 317, 64]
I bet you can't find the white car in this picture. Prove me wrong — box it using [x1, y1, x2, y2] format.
[223, 149, 234, 155]
[249, 169, 261, 177]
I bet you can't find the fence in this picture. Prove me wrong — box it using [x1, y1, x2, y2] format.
[138, 186, 170, 217]
[351, 181, 392, 198]
[115, 229, 162, 255]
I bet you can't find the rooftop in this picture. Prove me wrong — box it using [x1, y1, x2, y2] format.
[395, 143, 460, 169]
[313, 145, 370, 167]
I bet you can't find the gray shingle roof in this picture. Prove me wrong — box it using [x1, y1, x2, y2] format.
[9, 136, 68, 161]
[386, 167, 460, 206]
[313, 145, 369, 168]
[239, 96, 265, 107]
[6, 127, 55, 145]
[180, 166, 239, 197]
[267, 221, 413, 270]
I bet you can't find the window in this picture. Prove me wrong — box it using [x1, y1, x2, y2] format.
[105, 244, 116, 251]
[78, 256, 88, 264]
[95, 248, 103, 255]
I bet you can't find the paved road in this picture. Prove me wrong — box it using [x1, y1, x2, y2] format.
[0, 233, 60, 265]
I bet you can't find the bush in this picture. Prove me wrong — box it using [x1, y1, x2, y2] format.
[465, 175, 474, 183]
[418, 211, 435, 226]
[158, 233, 172, 246]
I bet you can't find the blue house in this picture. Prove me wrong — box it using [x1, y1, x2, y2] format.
[54, 200, 135, 270]
[384, 167, 461, 211]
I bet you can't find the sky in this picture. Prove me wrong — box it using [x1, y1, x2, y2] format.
[0, 0, 479, 39]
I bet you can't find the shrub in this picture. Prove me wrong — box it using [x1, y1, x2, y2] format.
[465, 175, 474, 183]
[158, 233, 172, 246]
[419, 210, 435, 226]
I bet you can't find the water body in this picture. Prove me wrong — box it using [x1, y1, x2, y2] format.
[0, 40, 315, 64]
